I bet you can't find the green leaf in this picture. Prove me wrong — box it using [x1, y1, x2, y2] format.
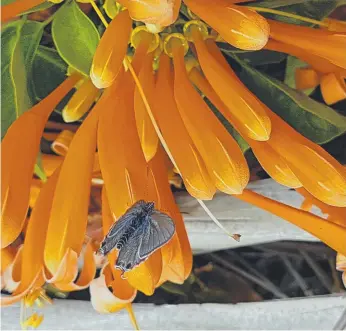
[1, 0, 17, 5]
[1, 20, 44, 139]
[247, 0, 342, 25]
[52, 0, 100, 75]
[22, 1, 55, 15]
[236, 58, 346, 144]
[21, 21, 45, 71]
[284, 55, 315, 96]
[236, 50, 287, 66]
[30, 46, 67, 102]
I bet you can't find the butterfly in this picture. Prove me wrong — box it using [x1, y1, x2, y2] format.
[97, 200, 175, 274]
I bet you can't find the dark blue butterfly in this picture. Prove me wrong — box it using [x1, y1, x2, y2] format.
[97, 200, 175, 273]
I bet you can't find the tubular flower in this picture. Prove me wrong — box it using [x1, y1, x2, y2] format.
[1, 73, 81, 249]
[185, 59, 301, 189]
[43, 100, 99, 281]
[119, 0, 181, 32]
[90, 188, 138, 329]
[153, 53, 216, 199]
[184, 0, 269, 50]
[165, 33, 249, 194]
[323, 18, 346, 33]
[185, 21, 271, 141]
[97, 68, 164, 295]
[62, 78, 101, 123]
[236, 189, 346, 255]
[320, 73, 346, 105]
[3, 0, 346, 328]
[265, 39, 346, 105]
[132, 27, 160, 162]
[268, 19, 346, 70]
[90, 9, 132, 88]
[267, 111, 346, 207]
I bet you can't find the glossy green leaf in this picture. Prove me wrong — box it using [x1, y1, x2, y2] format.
[284, 55, 315, 96]
[236, 50, 287, 66]
[52, 0, 100, 75]
[247, 0, 343, 25]
[1, 20, 44, 139]
[1, 0, 17, 5]
[21, 21, 45, 72]
[30, 45, 67, 102]
[22, 1, 55, 15]
[236, 58, 346, 144]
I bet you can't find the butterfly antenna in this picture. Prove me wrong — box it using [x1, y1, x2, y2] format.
[197, 199, 241, 241]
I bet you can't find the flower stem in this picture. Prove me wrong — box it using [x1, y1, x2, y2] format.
[246, 6, 328, 27]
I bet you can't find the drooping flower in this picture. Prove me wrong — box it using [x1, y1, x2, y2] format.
[268, 19, 346, 70]
[265, 39, 346, 105]
[3, 1, 346, 328]
[118, 0, 182, 32]
[184, 20, 271, 141]
[1, 73, 81, 249]
[62, 77, 101, 123]
[164, 33, 250, 194]
[90, 9, 132, 88]
[184, 0, 269, 50]
[153, 53, 216, 199]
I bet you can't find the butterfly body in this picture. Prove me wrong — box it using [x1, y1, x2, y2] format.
[98, 200, 175, 273]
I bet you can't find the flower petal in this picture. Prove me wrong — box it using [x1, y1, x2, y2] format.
[296, 187, 346, 228]
[295, 67, 320, 91]
[268, 111, 346, 207]
[134, 52, 159, 162]
[187, 63, 301, 189]
[44, 107, 99, 276]
[190, 33, 271, 141]
[98, 72, 162, 295]
[184, 0, 269, 50]
[121, 0, 181, 28]
[170, 36, 249, 194]
[237, 189, 346, 255]
[62, 78, 101, 123]
[320, 73, 346, 105]
[1, 74, 81, 248]
[269, 19, 346, 70]
[90, 273, 136, 313]
[1, 0, 45, 23]
[90, 10, 132, 88]
[53, 241, 96, 291]
[149, 147, 191, 283]
[265, 39, 346, 75]
[15, 169, 60, 295]
[154, 54, 216, 200]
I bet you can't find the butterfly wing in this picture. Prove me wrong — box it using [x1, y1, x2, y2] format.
[98, 200, 146, 255]
[115, 227, 145, 272]
[138, 210, 175, 259]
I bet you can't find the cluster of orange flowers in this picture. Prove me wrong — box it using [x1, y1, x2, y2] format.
[1, 0, 346, 329]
